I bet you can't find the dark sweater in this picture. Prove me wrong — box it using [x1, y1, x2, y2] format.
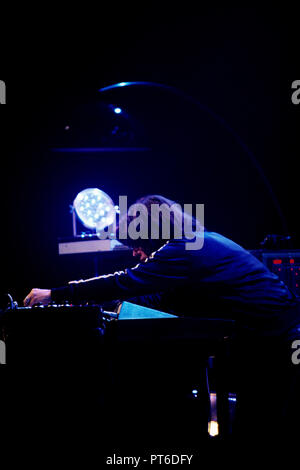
[52, 231, 299, 335]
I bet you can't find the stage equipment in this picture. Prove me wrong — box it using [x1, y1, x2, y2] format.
[58, 235, 129, 255]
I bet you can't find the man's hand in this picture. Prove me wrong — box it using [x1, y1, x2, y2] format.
[23, 288, 51, 307]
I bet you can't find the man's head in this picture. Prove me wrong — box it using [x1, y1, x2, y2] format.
[117, 194, 197, 258]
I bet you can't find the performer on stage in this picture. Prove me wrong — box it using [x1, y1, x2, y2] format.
[23, 194, 300, 440]
[24, 194, 299, 337]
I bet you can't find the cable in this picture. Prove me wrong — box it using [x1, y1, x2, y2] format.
[99, 81, 288, 234]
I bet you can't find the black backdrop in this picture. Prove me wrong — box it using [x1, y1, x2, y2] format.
[0, 5, 299, 305]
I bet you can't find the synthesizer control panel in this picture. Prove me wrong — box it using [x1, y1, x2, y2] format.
[251, 250, 300, 297]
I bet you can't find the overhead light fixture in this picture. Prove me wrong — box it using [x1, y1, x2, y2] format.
[73, 188, 116, 233]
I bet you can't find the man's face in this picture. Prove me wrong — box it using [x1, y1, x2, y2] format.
[132, 247, 148, 262]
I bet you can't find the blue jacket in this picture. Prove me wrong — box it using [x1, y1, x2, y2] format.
[52, 231, 298, 334]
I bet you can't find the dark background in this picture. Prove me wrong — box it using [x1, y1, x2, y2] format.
[0, 5, 299, 305]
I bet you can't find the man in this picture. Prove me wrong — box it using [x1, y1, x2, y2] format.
[23, 194, 300, 441]
[24, 194, 298, 337]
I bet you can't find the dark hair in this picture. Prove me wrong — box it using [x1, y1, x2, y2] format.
[116, 194, 201, 255]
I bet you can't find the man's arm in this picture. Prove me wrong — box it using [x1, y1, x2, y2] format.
[53, 241, 190, 304]
[24, 240, 190, 307]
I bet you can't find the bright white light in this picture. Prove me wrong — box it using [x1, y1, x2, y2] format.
[73, 188, 116, 230]
[113, 107, 122, 114]
[208, 421, 219, 437]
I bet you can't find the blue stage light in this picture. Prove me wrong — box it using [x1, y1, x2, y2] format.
[99, 81, 151, 92]
[113, 107, 122, 114]
[73, 188, 116, 231]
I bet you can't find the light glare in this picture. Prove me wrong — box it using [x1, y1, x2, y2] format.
[73, 188, 116, 230]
